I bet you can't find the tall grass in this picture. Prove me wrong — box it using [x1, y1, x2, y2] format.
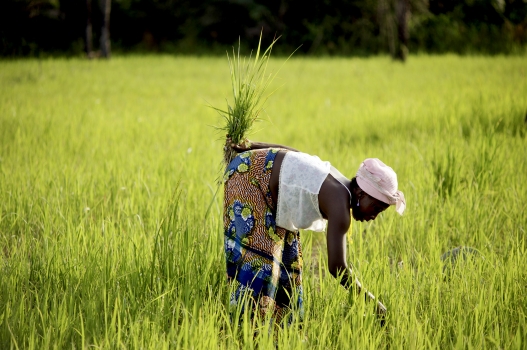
[0, 54, 526, 349]
[211, 35, 283, 165]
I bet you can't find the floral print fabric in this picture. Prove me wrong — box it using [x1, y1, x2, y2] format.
[223, 148, 303, 323]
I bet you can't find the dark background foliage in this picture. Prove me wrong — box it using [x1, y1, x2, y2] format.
[1, 0, 526, 57]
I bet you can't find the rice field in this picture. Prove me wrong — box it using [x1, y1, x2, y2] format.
[0, 54, 526, 349]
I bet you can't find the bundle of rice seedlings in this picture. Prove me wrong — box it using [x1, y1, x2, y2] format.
[211, 34, 281, 166]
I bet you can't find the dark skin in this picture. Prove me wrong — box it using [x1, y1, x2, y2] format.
[230, 139, 390, 318]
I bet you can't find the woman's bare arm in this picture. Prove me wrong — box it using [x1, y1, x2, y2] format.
[320, 178, 387, 318]
[229, 138, 299, 153]
[250, 141, 299, 152]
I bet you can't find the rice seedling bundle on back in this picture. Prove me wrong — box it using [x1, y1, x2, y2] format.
[212, 35, 281, 166]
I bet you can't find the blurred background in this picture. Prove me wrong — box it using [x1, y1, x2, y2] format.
[1, 0, 526, 59]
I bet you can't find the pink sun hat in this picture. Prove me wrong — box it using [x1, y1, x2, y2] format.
[356, 158, 406, 215]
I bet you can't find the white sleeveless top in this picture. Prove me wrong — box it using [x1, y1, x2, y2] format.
[276, 151, 331, 232]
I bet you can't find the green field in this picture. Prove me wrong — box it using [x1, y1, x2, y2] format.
[1, 55, 526, 349]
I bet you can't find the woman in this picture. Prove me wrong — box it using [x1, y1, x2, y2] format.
[223, 139, 405, 324]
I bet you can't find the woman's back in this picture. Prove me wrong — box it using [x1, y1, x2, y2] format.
[271, 150, 332, 232]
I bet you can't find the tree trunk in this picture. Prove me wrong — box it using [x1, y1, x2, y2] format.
[377, 0, 396, 58]
[100, 0, 111, 58]
[85, 0, 93, 58]
[394, 0, 409, 61]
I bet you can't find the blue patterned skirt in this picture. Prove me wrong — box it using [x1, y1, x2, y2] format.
[223, 148, 304, 323]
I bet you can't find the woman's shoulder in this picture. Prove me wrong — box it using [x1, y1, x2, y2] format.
[318, 173, 351, 221]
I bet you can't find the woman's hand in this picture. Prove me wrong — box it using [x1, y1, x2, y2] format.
[226, 136, 252, 153]
[376, 300, 387, 327]
[376, 300, 387, 315]
[365, 290, 387, 326]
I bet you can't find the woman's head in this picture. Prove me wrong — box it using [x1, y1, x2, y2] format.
[350, 158, 406, 221]
[350, 178, 389, 221]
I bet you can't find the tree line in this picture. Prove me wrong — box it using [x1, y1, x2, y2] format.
[1, 0, 526, 58]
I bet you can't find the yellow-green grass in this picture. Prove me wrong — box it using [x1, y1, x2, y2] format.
[213, 36, 281, 165]
[0, 54, 526, 349]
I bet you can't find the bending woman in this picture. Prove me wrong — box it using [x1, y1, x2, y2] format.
[223, 139, 406, 324]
